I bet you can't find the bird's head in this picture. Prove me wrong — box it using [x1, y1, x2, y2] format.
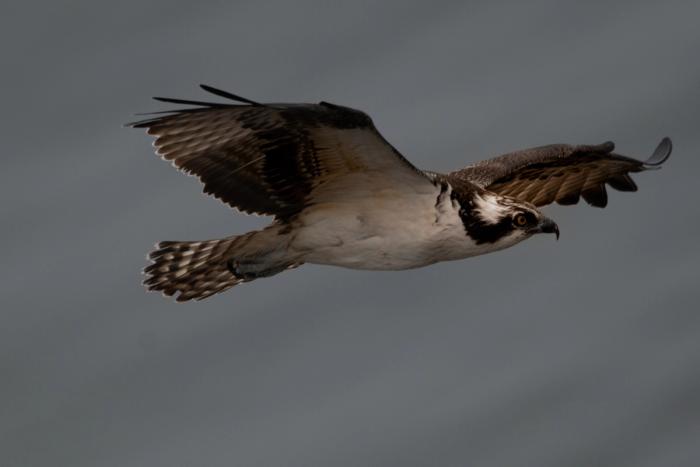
[459, 192, 559, 248]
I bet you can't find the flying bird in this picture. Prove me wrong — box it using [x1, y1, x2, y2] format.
[131, 85, 672, 301]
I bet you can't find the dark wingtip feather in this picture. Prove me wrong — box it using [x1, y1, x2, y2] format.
[607, 173, 638, 192]
[126, 86, 261, 128]
[199, 84, 263, 106]
[644, 137, 672, 166]
[582, 184, 608, 208]
[556, 192, 581, 206]
[152, 96, 231, 107]
[599, 141, 616, 153]
[126, 97, 231, 128]
[126, 117, 163, 128]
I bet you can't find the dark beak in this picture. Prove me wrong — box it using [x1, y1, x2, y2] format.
[537, 218, 560, 240]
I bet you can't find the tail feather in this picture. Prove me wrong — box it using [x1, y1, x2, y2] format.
[144, 237, 242, 302]
[144, 227, 301, 302]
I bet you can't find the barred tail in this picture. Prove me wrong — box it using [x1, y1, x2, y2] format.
[143, 227, 300, 302]
[144, 237, 242, 302]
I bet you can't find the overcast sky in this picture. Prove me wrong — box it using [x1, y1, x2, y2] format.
[2, 1, 700, 466]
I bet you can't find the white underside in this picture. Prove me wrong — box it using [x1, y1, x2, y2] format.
[290, 182, 527, 270]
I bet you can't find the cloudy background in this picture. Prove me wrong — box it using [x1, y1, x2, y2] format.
[2, 1, 699, 466]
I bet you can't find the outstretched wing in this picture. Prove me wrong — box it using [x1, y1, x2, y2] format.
[130, 85, 434, 220]
[451, 138, 672, 207]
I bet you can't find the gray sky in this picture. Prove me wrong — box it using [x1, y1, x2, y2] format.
[2, 1, 700, 466]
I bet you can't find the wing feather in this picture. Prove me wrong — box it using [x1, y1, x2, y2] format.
[451, 138, 671, 208]
[131, 87, 434, 219]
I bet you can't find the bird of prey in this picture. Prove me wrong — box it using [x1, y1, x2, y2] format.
[131, 85, 672, 302]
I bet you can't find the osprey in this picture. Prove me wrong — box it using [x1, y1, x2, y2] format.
[132, 85, 672, 302]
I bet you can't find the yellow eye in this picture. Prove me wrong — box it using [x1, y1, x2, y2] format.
[515, 214, 528, 226]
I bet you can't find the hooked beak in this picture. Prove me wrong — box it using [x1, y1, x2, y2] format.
[535, 218, 560, 240]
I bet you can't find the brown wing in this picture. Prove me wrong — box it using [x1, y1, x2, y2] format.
[451, 139, 672, 207]
[130, 85, 434, 220]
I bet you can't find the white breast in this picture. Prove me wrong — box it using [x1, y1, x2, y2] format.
[292, 183, 512, 270]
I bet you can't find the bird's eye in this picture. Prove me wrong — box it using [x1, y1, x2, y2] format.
[514, 214, 528, 227]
